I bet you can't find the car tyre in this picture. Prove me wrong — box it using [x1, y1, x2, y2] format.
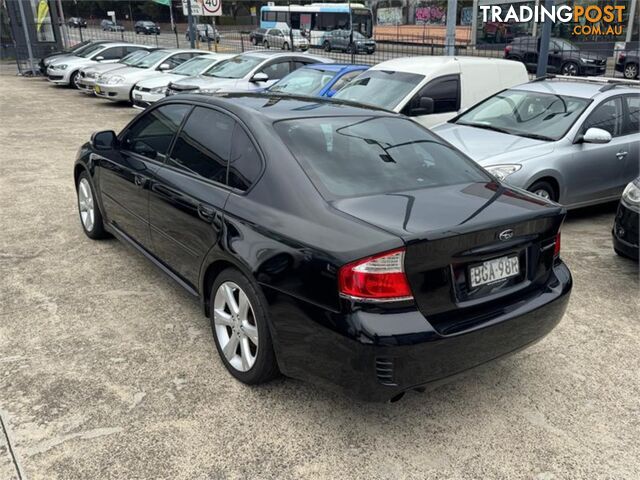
[263, 40, 269, 49]
[528, 180, 558, 202]
[69, 70, 80, 89]
[282, 42, 290, 50]
[323, 41, 331, 52]
[623, 62, 638, 79]
[210, 268, 279, 385]
[76, 171, 108, 239]
[561, 61, 579, 76]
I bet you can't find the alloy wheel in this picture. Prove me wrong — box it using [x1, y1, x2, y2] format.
[562, 62, 578, 76]
[533, 188, 551, 200]
[213, 281, 259, 372]
[78, 178, 95, 232]
[624, 63, 638, 79]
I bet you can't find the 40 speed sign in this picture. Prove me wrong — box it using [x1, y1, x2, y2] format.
[202, 0, 222, 16]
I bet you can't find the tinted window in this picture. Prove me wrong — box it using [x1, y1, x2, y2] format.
[276, 12, 288, 23]
[228, 125, 262, 191]
[121, 104, 191, 161]
[583, 98, 624, 137]
[408, 75, 460, 115]
[96, 47, 123, 60]
[275, 116, 487, 198]
[261, 61, 291, 80]
[623, 95, 639, 135]
[164, 53, 195, 69]
[168, 107, 234, 183]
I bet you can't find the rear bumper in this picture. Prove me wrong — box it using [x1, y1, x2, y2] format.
[267, 261, 572, 402]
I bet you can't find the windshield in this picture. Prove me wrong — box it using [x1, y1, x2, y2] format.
[172, 56, 216, 76]
[203, 55, 262, 79]
[268, 68, 335, 95]
[275, 117, 487, 198]
[133, 50, 169, 68]
[69, 41, 91, 53]
[78, 44, 104, 58]
[121, 50, 150, 66]
[454, 89, 591, 141]
[333, 70, 424, 110]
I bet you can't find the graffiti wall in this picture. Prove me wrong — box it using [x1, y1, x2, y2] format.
[377, 7, 403, 26]
[415, 5, 446, 25]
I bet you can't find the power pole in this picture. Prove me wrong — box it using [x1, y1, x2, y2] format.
[536, 0, 554, 77]
[444, 0, 457, 56]
[187, 0, 195, 48]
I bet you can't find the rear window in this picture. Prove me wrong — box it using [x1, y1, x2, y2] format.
[275, 116, 487, 198]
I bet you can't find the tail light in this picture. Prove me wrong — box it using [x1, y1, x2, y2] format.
[619, 51, 626, 62]
[338, 248, 413, 302]
[504, 45, 512, 55]
[553, 233, 561, 258]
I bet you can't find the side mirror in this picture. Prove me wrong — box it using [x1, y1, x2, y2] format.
[410, 96, 435, 116]
[95, 56, 104, 61]
[91, 130, 117, 150]
[582, 127, 612, 144]
[251, 72, 269, 83]
[158, 63, 171, 71]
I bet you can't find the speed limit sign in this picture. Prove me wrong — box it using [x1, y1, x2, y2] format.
[201, 0, 222, 16]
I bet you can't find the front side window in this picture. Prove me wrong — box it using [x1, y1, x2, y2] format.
[403, 75, 460, 115]
[97, 47, 124, 61]
[333, 70, 425, 111]
[261, 61, 291, 81]
[275, 116, 487, 198]
[168, 107, 234, 184]
[623, 95, 639, 135]
[164, 53, 195, 69]
[582, 98, 624, 137]
[121, 104, 191, 161]
[455, 89, 591, 141]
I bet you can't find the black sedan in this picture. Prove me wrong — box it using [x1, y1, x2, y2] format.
[613, 178, 639, 260]
[135, 20, 160, 35]
[67, 17, 87, 28]
[615, 48, 639, 79]
[73, 94, 572, 401]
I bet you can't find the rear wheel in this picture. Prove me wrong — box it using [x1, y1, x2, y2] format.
[263, 40, 269, 49]
[528, 180, 558, 202]
[561, 61, 579, 76]
[282, 42, 290, 50]
[251, 37, 257, 45]
[76, 171, 108, 239]
[210, 269, 279, 384]
[323, 41, 331, 52]
[624, 62, 638, 79]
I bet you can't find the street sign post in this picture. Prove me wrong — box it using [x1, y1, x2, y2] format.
[182, 0, 221, 16]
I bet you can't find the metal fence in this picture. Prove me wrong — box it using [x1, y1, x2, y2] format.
[59, 24, 636, 79]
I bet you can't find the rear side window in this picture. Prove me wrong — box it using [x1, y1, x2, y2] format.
[275, 116, 487, 198]
[228, 125, 261, 191]
[168, 107, 234, 184]
[121, 104, 191, 161]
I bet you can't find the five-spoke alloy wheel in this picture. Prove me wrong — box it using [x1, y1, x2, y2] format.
[76, 171, 108, 239]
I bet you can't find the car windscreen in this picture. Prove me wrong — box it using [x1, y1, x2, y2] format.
[69, 41, 91, 53]
[268, 68, 335, 95]
[333, 70, 424, 110]
[453, 89, 591, 141]
[132, 50, 169, 68]
[121, 50, 150, 66]
[78, 44, 104, 58]
[275, 116, 488, 198]
[171, 56, 216, 76]
[203, 56, 263, 79]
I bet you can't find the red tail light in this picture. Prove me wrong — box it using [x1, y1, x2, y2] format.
[338, 248, 413, 302]
[504, 45, 512, 55]
[554, 233, 561, 257]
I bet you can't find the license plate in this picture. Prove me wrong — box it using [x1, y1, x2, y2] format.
[134, 94, 142, 100]
[94, 85, 101, 94]
[469, 255, 519, 288]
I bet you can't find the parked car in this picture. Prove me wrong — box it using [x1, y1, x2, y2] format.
[67, 17, 87, 29]
[166, 51, 332, 95]
[185, 24, 220, 43]
[433, 79, 640, 207]
[77, 48, 157, 94]
[321, 30, 376, 54]
[39, 39, 99, 74]
[504, 37, 607, 76]
[615, 48, 639, 79]
[132, 53, 235, 109]
[262, 28, 309, 51]
[334, 56, 528, 127]
[47, 42, 147, 88]
[266, 63, 368, 97]
[135, 20, 160, 35]
[93, 49, 205, 102]
[612, 177, 639, 260]
[249, 27, 268, 46]
[73, 93, 572, 401]
[101, 20, 125, 32]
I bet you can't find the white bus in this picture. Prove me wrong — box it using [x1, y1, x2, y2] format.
[259, 3, 374, 47]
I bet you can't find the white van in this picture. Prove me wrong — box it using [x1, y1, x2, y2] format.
[333, 56, 529, 128]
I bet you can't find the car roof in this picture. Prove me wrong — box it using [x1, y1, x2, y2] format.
[156, 48, 204, 54]
[162, 92, 393, 121]
[304, 63, 368, 72]
[511, 79, 639, 98]
[370, 56, 519, 75]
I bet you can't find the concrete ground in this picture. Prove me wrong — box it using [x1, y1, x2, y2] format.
[0, 68, 639, 480]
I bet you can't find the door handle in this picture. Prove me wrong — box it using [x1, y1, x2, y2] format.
[134, 174, 148, 187]
[197, 204, 217, 222]
[616, 151, 628, 159]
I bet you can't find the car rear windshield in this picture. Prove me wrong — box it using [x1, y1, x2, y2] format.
[333, 70, 424, 110]
[203, 55, 263, 79]
[268, 68, 335, 95]
[275, 116, 487, 198]
[454, 89, 591, 141]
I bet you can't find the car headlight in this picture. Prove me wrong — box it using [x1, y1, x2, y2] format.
[485, 164, 522, 181]
[150, 86, 167, 94]
[86, 72, 96, 79]
[621, 180, 640, 208]
[57, 64, 68, 70]
[580, 58, 595, 63]
[107, 76, 124, 85]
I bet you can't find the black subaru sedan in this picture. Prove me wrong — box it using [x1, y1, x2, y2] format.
[73, 94, 572, 401]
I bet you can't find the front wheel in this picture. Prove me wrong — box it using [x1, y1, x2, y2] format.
[263, 40, 269, 49]
[282, 42, 290, 50]
[528, 180, 558, 202]
[210, 269, 279, 384]
[624, 62, 639, 79]
[69, 70, 80, 89]
[77, 171, 108, 239]
[561, 61, 579, 76]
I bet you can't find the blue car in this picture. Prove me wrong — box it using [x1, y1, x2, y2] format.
[266, 63, 369, 98]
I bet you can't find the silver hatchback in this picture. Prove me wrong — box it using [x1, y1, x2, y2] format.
[433, 78, 639, 208]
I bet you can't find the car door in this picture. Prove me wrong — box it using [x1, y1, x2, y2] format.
[547, 40, 564, 73]
[522, 38, 538, 71]
[148, 106, 234, 286]
[620, 94, 640, 185]
[568, 96, 627, 204]
[98, 104, 191, 250]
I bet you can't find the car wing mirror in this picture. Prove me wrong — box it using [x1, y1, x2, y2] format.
[581, 127, 612, 144]
[251, 72, 269, 83]
[158, 62, 171, 71]
[410, 96, 435, 116]
[91, 130, 117, 150]
[95, 55, 104, 61]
